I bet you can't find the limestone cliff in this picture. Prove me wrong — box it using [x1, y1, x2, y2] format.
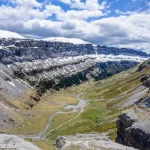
[0, 38, 142, 96]
[116, 108, 150, 150]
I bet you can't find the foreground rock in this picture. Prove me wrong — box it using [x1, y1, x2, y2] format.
[0, 134, 41, 150]
[56, 133, 137, 150]
[116, 107, 150, 150]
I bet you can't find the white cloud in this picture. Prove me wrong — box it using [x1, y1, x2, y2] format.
[85, 0, 102, 10]
[0, 0, 149, 53]
[8, 0, 41, 7]
[70, 0, 85, 9]
[57, 9, 104, 20]
[115, 10, 135, 15]
[0, 5, 48, 21]
[70, 0, 109, 10]
[59, 0, 71, 4]
[45, 4, 63, 15]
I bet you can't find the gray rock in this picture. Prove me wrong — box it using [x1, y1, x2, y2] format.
[0, 134, 41, 150]
[56, 136, 66, 148]
[56, 133, 137, 150]
[116, 109, 150, 150]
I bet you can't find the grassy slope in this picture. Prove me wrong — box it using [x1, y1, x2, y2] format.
[9, 91, 78, 135]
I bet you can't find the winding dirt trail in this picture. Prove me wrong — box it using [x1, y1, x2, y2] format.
[46, 104, 84, 137]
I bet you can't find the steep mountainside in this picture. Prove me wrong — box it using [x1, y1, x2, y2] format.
[0, 37, 147, 96]
[116, 60, 150, 150]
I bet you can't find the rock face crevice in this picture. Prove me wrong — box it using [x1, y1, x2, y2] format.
[116, 109, 150, 150]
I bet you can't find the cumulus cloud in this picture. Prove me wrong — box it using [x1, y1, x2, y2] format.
[7, 0, 41, 7]
[59, 0, 71, 4]
[70, 0, 109, 10]
[115, 10, 135, 15]
[57, 9, 104, 20]
[61, 22, 76, 30]
[0, 0, 149, 53]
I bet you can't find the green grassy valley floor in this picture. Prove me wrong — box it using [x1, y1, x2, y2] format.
[9, 65, 150, 150]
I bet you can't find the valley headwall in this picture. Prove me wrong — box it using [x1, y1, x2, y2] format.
[0, 38, 148, 100]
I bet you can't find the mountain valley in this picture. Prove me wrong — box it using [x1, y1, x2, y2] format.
[0, 31, 150, 150]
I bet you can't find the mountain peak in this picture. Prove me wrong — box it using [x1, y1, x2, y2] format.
[0, 30, 24, 39]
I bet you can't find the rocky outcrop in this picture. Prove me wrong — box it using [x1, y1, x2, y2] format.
[0, 134, 41, 150]
[140, 76, 150, 88]
[138, 59, 150, 88]
[55, 133, 137, 150]
[138, 59, 150, 72]
[116, 108, 150, 150]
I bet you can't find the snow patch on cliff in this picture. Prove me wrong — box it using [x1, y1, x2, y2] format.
[43, 37, 89, 44]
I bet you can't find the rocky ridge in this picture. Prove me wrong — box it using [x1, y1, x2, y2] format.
[0, 38, 148, 65]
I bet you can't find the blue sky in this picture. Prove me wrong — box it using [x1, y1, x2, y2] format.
[0, 0, 150, 52]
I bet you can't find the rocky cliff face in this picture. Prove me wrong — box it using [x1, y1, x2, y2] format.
[8, 56, 95, 87]
[116, 108, 150, 150]
[0, 38, 148, 64]
[0, 38, 144, 96]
